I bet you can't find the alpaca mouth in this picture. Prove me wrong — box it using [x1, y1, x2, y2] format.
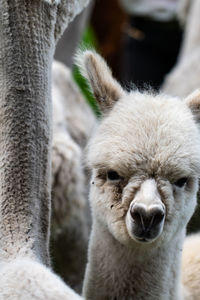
[128, 222, 164, 244]
[135, 237, 150, 243]
[132, 230, 160, 243]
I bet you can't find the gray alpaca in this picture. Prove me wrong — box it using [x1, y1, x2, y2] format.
[0, 0, 89, 299]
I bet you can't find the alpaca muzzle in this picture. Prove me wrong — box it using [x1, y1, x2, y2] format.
[125, 179, 165, 243]
[129, 203, 165, 242]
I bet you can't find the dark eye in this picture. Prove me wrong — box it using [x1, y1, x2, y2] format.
[174, 177, 188, 188]
[107, 170, 120, 181]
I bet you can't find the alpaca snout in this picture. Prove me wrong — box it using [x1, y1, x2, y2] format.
[130, 204, 165, 230]
[127, 203, 165, 243]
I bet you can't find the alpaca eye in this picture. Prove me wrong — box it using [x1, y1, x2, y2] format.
[107, 170, 120, 181]
[174, 177, 188, 188]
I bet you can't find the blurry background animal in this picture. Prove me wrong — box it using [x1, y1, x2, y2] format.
[51, 61, 96, 292]
[163, 0, 200, 97]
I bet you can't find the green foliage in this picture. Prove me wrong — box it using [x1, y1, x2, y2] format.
[72, 26, 101, 117]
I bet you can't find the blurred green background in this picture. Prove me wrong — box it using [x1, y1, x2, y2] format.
[72, 26, 101, 117]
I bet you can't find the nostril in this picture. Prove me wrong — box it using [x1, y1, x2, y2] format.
[152, 210, 165, 227]
[130, 206, 146, 229]
[130, 210, 142, 224]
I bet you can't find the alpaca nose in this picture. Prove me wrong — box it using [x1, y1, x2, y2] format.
[130, 204, 165, 233]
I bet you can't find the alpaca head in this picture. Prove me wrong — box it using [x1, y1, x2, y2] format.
[76, 50, 200, 248]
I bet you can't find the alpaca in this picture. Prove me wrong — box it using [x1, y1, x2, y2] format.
[76, 50, 200, 300]
[0, 0, 89, 299]
[51, 61, 96, 291]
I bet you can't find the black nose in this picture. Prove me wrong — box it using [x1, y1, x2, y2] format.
[130, 205, 165, 233]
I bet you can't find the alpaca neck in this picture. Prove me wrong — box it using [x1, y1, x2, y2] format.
[0, 0, 57, 265]
[83, 221, 184, 300]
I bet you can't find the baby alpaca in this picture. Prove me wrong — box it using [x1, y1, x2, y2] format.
[76, 50, 200, 300]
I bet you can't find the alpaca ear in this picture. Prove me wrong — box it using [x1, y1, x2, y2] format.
[75, 50, 126, 113]
[185, 89, 200, 122]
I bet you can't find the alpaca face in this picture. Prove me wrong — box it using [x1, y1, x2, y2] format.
[88, 93, 200, 247]
[76, 50, 200, 248]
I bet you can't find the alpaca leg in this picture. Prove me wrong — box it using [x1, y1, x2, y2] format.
[0, 0, 60, 265]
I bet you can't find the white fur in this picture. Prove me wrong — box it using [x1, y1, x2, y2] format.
[0, 259, 82, 300]
[75, 49, 125, 113]
[77, 50, 200, 299]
